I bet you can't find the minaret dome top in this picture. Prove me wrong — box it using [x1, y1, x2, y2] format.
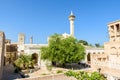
[69, 11, 75, 20]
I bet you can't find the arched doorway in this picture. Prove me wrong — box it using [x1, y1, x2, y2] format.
[111, 47, 116, 55]
[87, 53, 91, 64]
[118, 47, 120, 56]
[32, 53, 38, 66]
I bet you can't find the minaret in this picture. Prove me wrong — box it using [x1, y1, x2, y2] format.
[69, 11, 75, 36]
[18, 33, 25, 45]
[30, 36, 33, 44]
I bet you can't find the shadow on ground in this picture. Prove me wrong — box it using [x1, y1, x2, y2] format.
[53, 62, 90, 70]
[2, 64, 22, 80]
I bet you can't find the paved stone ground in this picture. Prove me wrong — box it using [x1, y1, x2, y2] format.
[2, 63, 91, 80]
[15, 67, 77, 80]
[2, 64, 22, 80]
[2, 65, 76, 80]
[15, 74, 76, 80]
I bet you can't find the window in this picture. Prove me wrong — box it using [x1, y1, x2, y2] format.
[116, 24, 120, 32]
[110, 25, 114, 30]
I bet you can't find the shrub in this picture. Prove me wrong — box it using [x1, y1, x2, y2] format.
[65, 70, 106, 80]
[56, 70, 63, 74]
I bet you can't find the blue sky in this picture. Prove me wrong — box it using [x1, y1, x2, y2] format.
[0, 0, 120, 45]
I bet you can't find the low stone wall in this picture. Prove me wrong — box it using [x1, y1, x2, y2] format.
[15, 73, 76, 80]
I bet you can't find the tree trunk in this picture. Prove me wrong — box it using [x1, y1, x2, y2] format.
[62, 63, 66, 68]
[52, 61, 56, 66]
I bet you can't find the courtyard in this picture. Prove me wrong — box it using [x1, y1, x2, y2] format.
[2, 63, 91, 80]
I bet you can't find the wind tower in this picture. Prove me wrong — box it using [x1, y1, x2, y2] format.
[18, 33, 25, 45]
[69, 11, 75, 37]
[30, 36, 33, 44]
[108, 20, 120, 42]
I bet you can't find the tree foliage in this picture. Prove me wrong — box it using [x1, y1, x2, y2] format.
[95, 43, 100, 47]
[14, 54, 34, 70]
[78, 40, 88, 45]
[65, 70, 106, 80]
[41, 33, 85, 66]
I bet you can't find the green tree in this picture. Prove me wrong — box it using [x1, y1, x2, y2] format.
[95, 43, 100, 47]
[14, 54, 34, 70]
[89, 44, 93, 47]
[78, 40, 88, 45]
[41, 33, 85, 67]
[65, 70, 106, 80]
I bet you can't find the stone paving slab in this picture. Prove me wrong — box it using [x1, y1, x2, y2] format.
[15, 74, 76, 80]
[2, 64, 22, 80]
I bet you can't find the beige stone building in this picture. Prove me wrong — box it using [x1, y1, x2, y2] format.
[4, 39, 18, 65]
[87, 20, 120, 80]
[17, 33, 48, 67]
[4, 33, 48, 67]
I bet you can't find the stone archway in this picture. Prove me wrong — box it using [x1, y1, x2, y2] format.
[87, 53, 91, 64]
[111, 47, 116, 55]
[118, 47, 120, 55]
[32, 53, 38, 66]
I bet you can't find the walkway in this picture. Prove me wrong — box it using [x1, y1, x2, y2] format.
[2, 64, 22, 80]
[15, 74, 76, 80]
